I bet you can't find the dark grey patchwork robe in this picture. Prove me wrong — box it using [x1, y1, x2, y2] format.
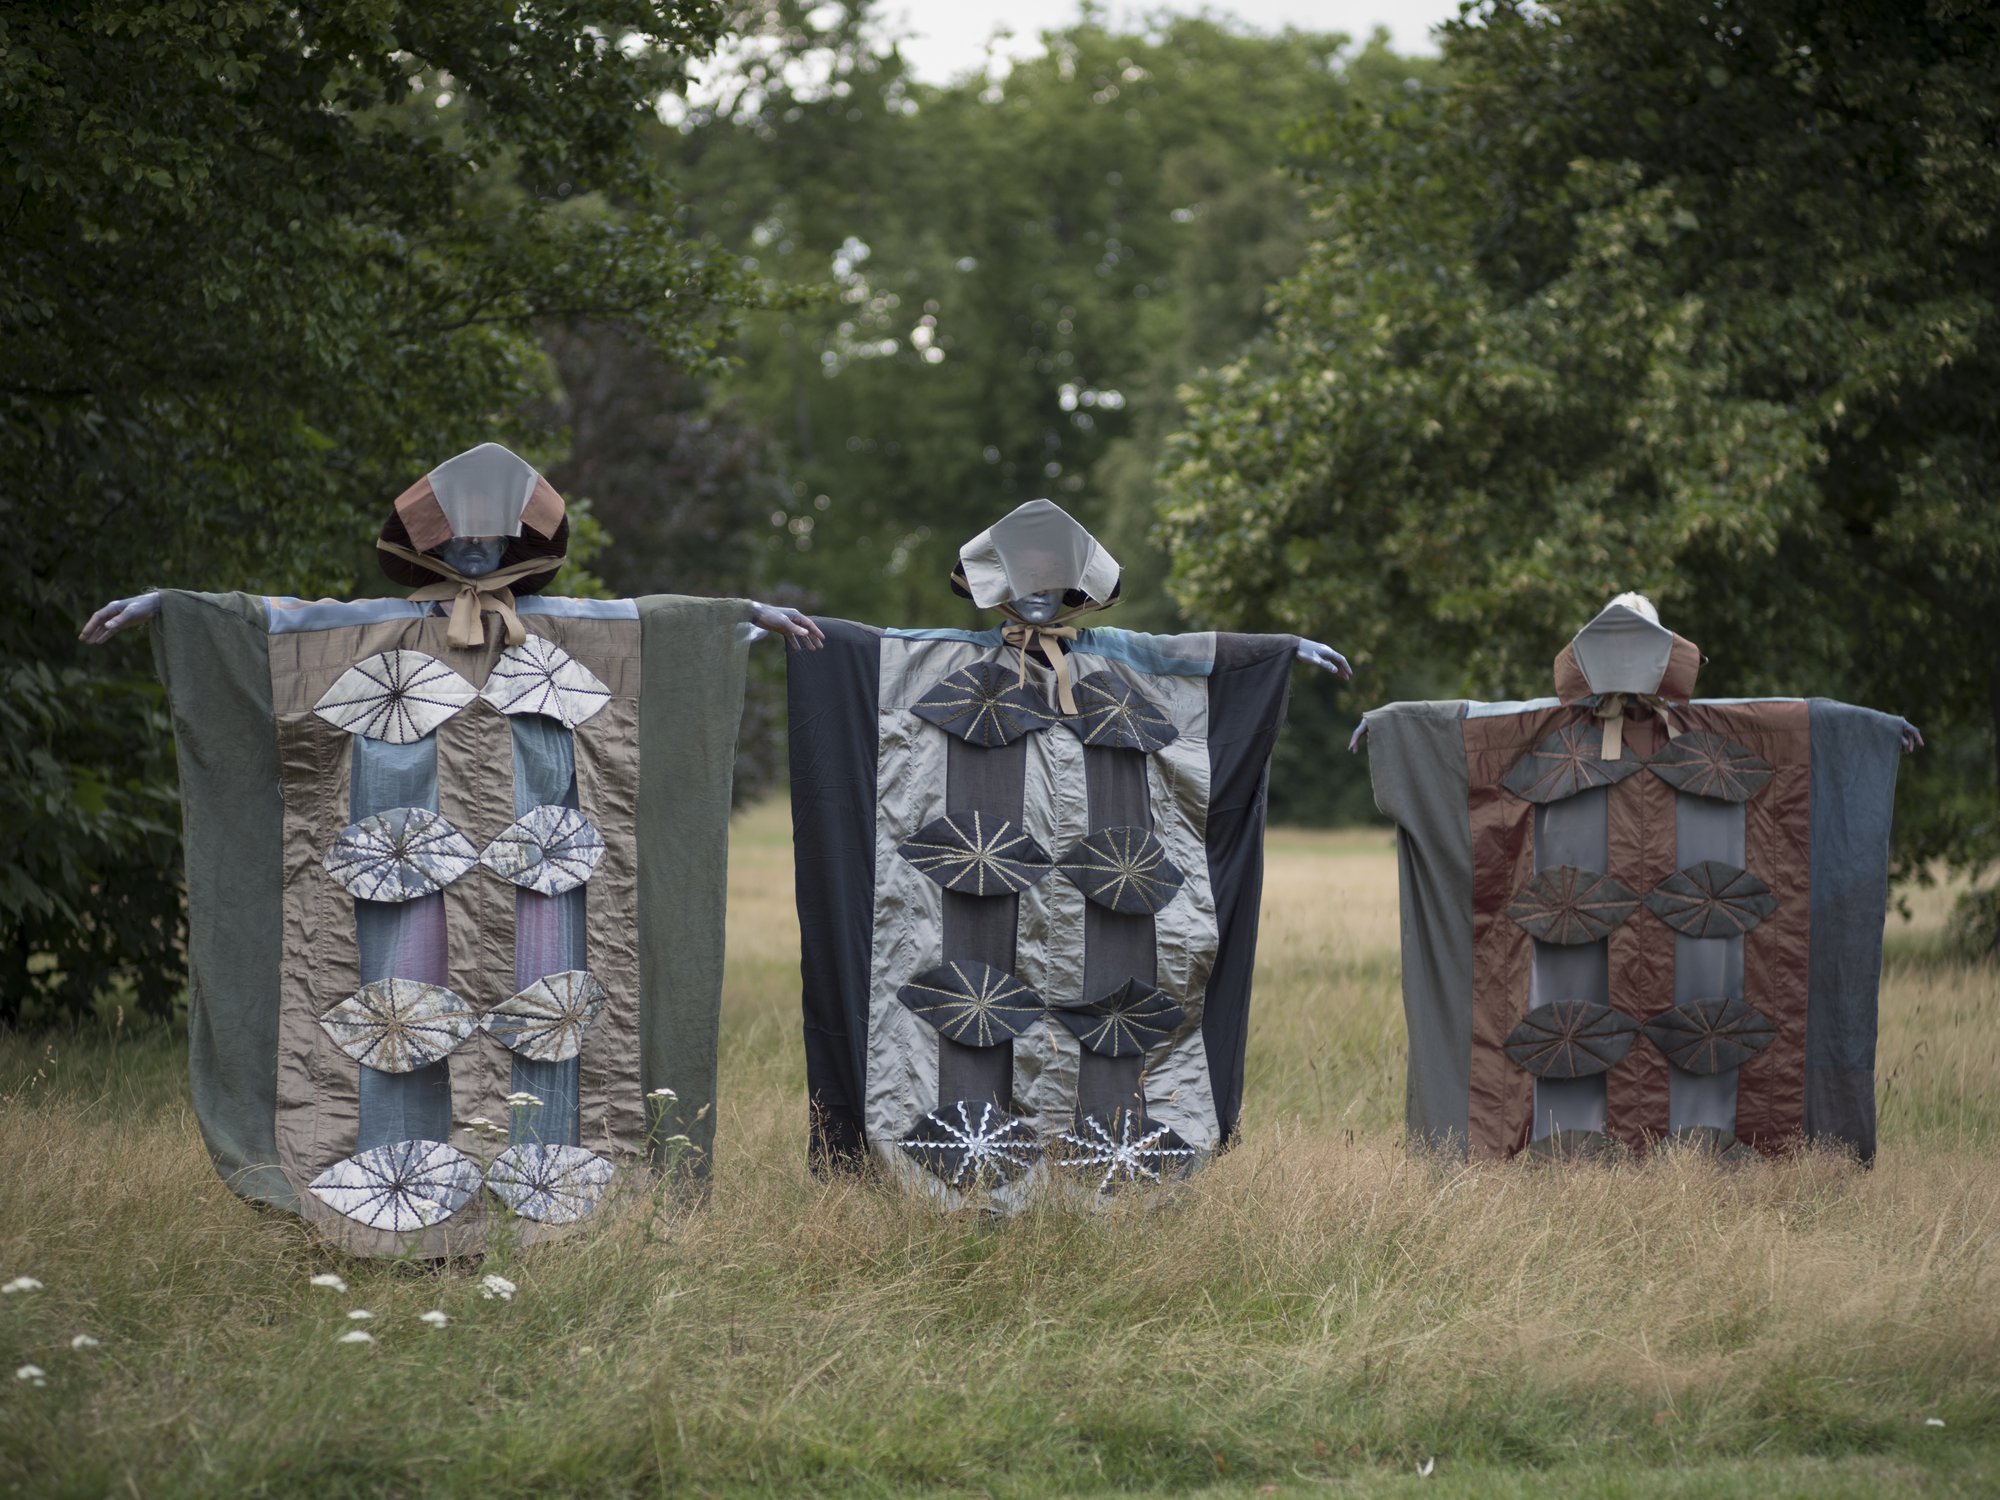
[789, 620, 1295, 1205]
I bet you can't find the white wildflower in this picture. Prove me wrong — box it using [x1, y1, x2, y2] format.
[647, 1087, 677, 1100]
[479, 1274, 517, 1302]
[336, 1329, 375, 1345]
[69, 1334, 101, 1350]
[2, 1277, 44, 1295]
[15, 1364, 46, 1386]
[419, 1310, 449, 1328]
[503, 1092, 543, 1108]
[346, 1309, 374, 1321]
[1418, 1457, 1436, 1477]
[308, 1273, 348, 1293]
[1926, 1417, 1946, 1429]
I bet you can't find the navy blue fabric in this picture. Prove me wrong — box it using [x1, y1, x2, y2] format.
[788, 618, 885, 1167]
[1805, 699, 1907, 1161]
[1199, 633, 1298, 1144]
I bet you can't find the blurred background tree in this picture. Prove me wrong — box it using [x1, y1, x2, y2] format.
[0, 1, 753, 1022]
[1160, 0, 2000, 939]
[9, 0, 1993, 1025]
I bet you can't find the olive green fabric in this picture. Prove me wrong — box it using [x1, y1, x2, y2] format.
[153, 590, 298, 1209]
[636, 595, 755, 1177]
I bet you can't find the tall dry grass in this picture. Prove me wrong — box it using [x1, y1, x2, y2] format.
[1, 805, 1994, 1498]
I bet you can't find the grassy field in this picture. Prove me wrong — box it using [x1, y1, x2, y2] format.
[2, 803, 1996, 1497]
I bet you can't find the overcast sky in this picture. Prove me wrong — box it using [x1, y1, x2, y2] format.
[887, 1, 1462, 81]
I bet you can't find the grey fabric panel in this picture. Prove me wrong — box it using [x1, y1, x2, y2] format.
[1082, 742, 1158, 1004]
[635, 595, 755, 1176]
[350, 734, 452, 1151]
[937, 717, 1029, 1111]
[153, 591, 297, 1209]
[936, 1037, 1009, 1111]
[1530, 784, 1608, 1138]
[1533, 788, 1608, 871]
[1010, 702, 1090, 1140]
[1364, 701, 1474, 1152]
[1804, 700, 1905, 1160]
[1534, 1076, 1606, 1136]
[1669, 1068, 1737, 1131]
[511, 714, 584, 1147]
[1571, 605, 1674, 694]
[1076, 1053, 1145, 1118]
[1669, 789, 1747, 1132]
[1082, 740, 1159, 1123]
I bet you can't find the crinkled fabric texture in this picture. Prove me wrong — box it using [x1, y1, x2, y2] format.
[789, 621, 1294, 1208]
[158, 590, 751, 1255]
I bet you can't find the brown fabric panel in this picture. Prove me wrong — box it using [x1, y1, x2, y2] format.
[1685, 702, 1812, 1150]
[1462, 708, 1571, 1158]
[393, 475, 453, 554]
[522, 474, 566, 538]
[1603, 715, 1676, 1151]
[435, 694, 519, 1177]
[1553, 644, 1588, 703]
[574, 693, 646, 1156]
[1660, 635, 1703, 699]
[270, 615, 451, 1189]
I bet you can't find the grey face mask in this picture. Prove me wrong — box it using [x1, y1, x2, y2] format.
[431, 535, 507, 578]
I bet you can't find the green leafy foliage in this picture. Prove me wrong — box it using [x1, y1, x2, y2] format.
[0, 2, 750, 1020]
[1160, 0, 2000, 888]
[657, 4, 1439, 629]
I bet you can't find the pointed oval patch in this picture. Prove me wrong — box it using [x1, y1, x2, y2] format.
[1502, 1000, 1640, 1078]
[1500, 722, 1643, 804]
[1644, 732, 1775, 803]
[1643, 861, 1777, 938]
[1505, 866, 1641, 945]
[1640, 997, 1777, 1074]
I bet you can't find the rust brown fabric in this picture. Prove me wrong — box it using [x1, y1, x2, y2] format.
[1690, 701, 1812, 1150]
[393, 475, 454, 553]
[1603, 714, 1676, 1151]
[1462, 707, 1570, 1158]
[1659, 635, 1702, 700]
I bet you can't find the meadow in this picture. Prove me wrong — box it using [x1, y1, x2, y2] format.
[2, 804, 1995, 1498]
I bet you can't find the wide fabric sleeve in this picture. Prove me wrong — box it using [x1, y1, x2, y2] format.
[635, 593, 755, 1179]
[1363, 699, 1476, 1152]
[1201, 632, 1298, 1143]
[1804, 699, 1909, 1162]
[785, 617, 885, 1168]
[151, 589, 298, 1208]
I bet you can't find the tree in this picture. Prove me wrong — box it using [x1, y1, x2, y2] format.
[656, 4, 1438, 628]
[0, 2, 753, 1021]
[1160, 0, 2000, 908]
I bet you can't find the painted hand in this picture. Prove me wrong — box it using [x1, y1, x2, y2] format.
[1900, 721, 1924, 755]
[748, 602, 826, 650]
[1348, 720, 1369, 753]
[79, 591, 163, 644]
[1297, 638, 1352, 680]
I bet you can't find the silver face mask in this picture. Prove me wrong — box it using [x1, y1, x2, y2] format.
[1008, 590, 1065, 626]
[431, 535, 507, 578]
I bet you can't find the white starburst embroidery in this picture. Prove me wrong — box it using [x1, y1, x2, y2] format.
[897, 812, 1052, 897]
[324, 807, 480, 903]
[898, 1100, 1042, 1189]
[1052, 1112, 1196, 1194]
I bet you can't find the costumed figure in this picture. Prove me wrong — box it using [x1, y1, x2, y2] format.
[1355, 594, 1920, 1163]
[81, 443, 821, 1255]
[786, 499, 1350, 1208]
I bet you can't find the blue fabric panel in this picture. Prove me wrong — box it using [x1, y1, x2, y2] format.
[1804, 699, 1907, 1159]
[517, 597, 639, 621]
[265, 597, 432, 634]
[1071, 627, 1213, 678]
[351, 735, 453, 1150]
[509, 714, 585, 1146]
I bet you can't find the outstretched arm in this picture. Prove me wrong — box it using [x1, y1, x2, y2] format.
[1296, 638, 1352, 680]
[748, 602, 825, 650]
[79, 592, 162, 645]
